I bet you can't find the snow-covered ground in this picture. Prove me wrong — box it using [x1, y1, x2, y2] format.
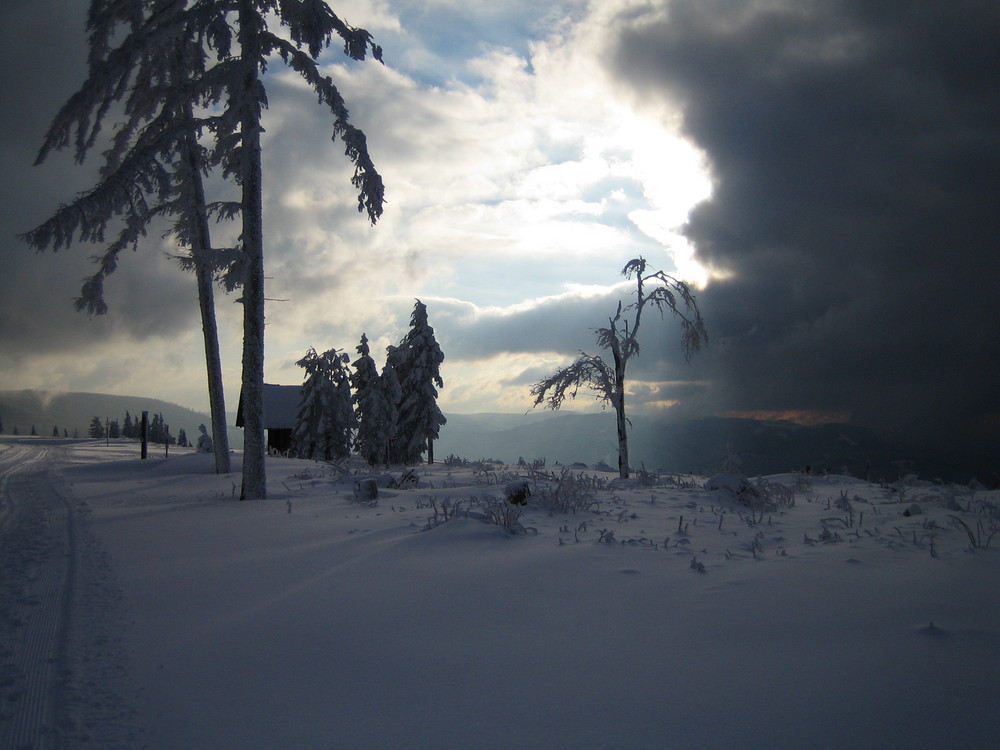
[2, 437, 999, 749]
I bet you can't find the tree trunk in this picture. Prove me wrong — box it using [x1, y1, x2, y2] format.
[182, 114, 231, 475]
[427, 436, 434, 465]
[238, 3, 267, 499]
[195, 256, 231, 474]
[614, 388, 629, 479]
[611, 339, 630, 479]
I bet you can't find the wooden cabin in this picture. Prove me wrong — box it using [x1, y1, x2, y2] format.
[235, 383, 301, 454]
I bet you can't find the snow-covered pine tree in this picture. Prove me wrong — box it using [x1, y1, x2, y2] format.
[351, 333, 397, 465]
[390, 301, 446, 464]
[294, 347, 356, 461]
[123, 411, 134, 439]
[149, 413, 164, 444]
[22, 1, 386, 498]
[88, 416, 105, 439]
[380, 346, 404, 464]
[21, 0, 234, 474]
[218, 1, 385, 498]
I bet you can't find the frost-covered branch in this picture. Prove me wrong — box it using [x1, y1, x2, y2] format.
[530, 353, 615, 411]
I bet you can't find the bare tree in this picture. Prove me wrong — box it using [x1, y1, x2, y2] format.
[530, 258, 707, 478]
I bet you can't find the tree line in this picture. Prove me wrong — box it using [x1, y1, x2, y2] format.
[86, 412, 191, 447]
[0, 412, 190, 446]
[293, 299, 445, 466]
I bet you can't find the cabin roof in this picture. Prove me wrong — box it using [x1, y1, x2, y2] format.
[235, 383, 300, 429]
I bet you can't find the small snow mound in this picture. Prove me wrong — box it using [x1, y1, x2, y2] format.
[916, 622, 949, 639]
[704, 472, 748, 497]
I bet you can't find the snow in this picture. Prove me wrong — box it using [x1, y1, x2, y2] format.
[2, 436, 999, 748]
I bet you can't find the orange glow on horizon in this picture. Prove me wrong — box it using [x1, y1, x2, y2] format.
[720, 410, 852, 426]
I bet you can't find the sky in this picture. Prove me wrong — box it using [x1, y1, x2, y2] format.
[1, 0, 998, 456]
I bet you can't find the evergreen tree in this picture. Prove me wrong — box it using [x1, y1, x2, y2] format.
[13, 426, 18, 436]
[21, 0, 235, 475]
[64, 428, 69, 438]
[31, 425, 38, 436]
[52, 425, 60, 437]
[123, 411, 134, 439]
[177, 427, 188, 447]
[351, 333, 397, 465]
[0, 415, 4, 433]
[149, 413, 165, 444]
[73, 427, 79, 439]
[294, 347, 355, 461]
[88, 416, 105, 439]
[391, 301, 446, 464]
[380, 347, 404, 464]
[108, 419, 121, 439]
[23, 2, 385, 496]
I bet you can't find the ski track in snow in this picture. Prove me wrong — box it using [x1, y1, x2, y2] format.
[0, 439, 141, 749]
[2, 437, 999, 749]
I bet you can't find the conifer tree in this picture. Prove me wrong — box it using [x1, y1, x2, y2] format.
[22, 1, 386, 498]
[31, 426, 38, 436]
[88, 416, 105, 439]
[391, 301, 446, 464]
[123, 411, 134, 439]
[351, 333, 397, 466]
[21, 0, 235, 473]
[52, 425, 60, 437]
[294, 347, 355, 461]
[380, 346, 404, 464]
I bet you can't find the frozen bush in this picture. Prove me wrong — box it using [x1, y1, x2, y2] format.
[534, 467, 601, 513]
[474, 495, 526, 534]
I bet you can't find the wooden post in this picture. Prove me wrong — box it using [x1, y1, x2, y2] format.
[141, 411, 148, 460]
[165, 425, 169, 457]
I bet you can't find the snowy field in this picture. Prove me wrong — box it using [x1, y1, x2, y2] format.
[2, 436, 999, 749]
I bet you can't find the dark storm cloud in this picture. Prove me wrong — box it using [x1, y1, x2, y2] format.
[610, 0, 1000, 448]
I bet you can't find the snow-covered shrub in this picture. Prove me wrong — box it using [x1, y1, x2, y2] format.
[474, 495, 526, 534]
[754, 478, 796, 508]
[419, 497, 467, 529]
[706, 473, 795, 525]
[533, 467, 602, 513]
[504, 480, 531, 505]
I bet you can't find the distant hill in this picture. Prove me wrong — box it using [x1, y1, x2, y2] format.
[437, 412, 997, 485]
[0, 389, 240, 444]
[3, 390, 992, 485]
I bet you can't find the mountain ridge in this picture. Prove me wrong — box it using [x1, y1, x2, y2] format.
[2, 390, 993, 484]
